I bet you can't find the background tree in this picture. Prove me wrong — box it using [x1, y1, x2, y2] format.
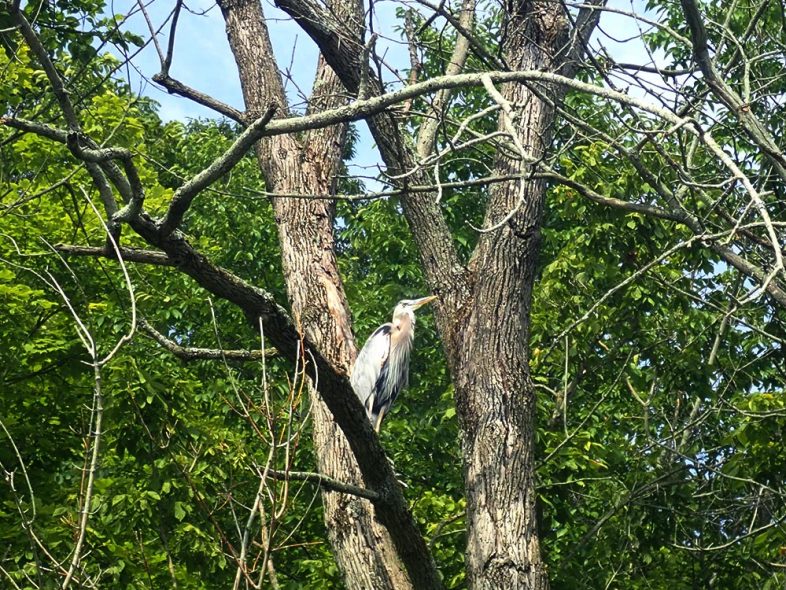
[1, 0, 785, 588]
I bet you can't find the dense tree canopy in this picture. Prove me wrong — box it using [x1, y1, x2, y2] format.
[1, 0, 785, 588]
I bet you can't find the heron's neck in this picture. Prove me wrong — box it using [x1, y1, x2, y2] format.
[392, 313, 415, 350]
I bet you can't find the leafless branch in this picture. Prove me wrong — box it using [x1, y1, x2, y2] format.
[159, 106, 277, 235]
[55, 244, 174, 266]
[62, 361, 103, 590]
[163, 0, 183, 72]
[680, 0, 786, 182]
[415, 0, 476, 158]
[152, 73, 246, 124]
[139, 318, 276, 362]
[264, 468, 381, 502]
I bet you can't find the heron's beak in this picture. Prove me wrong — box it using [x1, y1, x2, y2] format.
[411, 295, 438, 310]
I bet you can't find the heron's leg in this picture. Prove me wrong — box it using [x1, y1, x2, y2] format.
[374, 407, 386, 433]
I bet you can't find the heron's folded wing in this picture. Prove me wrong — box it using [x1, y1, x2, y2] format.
[350, 324, 392, 407]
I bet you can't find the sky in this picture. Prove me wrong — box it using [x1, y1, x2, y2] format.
[111, 0, 659, 181]
[113, 0, 410, 179]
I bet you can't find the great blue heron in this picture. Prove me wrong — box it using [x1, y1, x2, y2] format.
[350, 296, 437, 432]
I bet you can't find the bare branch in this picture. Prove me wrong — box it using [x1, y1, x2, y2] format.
[159, 106, 277, 236]
[680, 0, 786, 182]
[415, 0, 476, 158]
[62, 363, 103, 590]
[135, 0, 165, 64]
[134, 0, 242, 123]
[0, 70, 739, 157]
[163, 0, 183, 72]
[55, 244, 175, 266]
[265, 469, 381, 502]
[0, 116, 67, 142]
[674, 513, 786, 552]
[152, 73, 246, 124]
[139, 318, 276, 362]
[0, 418, 36, 526]
[9, 65, 786, 307]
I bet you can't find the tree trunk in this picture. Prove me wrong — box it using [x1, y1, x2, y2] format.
[272, 1, 577, 586]
[448, 4, 570, 588]
[218, 1, 412, 587]
[219, 0, 578, 587]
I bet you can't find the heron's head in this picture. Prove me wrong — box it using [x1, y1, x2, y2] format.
[393, 295, 438, 322]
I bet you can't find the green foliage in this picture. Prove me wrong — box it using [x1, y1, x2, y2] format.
[3, 0, 786, 588]
[0, 7, 321, 587]
[527, 9, 786, 581]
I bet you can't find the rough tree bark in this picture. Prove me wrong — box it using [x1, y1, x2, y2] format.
[277, 0, 592, 587]
[217, 0, 413, 587]
[4, 0, 603, 587]
[454, 4, 571, 587]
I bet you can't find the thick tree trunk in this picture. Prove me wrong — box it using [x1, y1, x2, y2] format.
[272, 1, 572, 586]
[456, 175, 548, 589]
[218, 0, 582, 587]
[218, 1, 412, 587]
[449, 4, 569, 589]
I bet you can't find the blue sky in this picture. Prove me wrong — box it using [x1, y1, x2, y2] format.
[113, 0, 656, 182]
[114, 0, 410, 180]
[115, 0, 309, 121]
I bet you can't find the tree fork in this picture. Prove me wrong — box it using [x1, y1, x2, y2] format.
[216, 0, 437, 587]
